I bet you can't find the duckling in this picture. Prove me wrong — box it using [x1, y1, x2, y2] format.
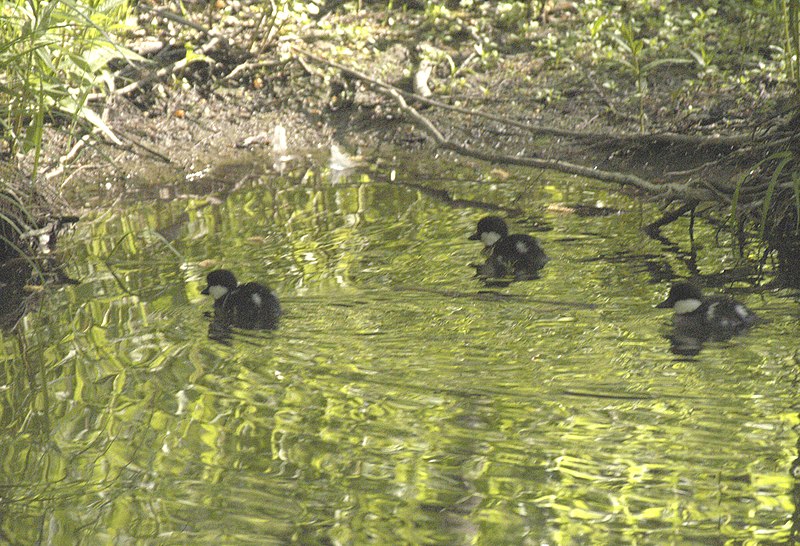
[469, 216, 548, 280]
[468, 215, 509, 250]
[201, 269, 281, 330]
[656, 282, 758, 340]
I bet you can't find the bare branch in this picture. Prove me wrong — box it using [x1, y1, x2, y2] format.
[291, 47, 754, 149]
[292, 47, 718, 203]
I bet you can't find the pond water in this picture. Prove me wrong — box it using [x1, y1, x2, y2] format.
[1, 148, 799, 544]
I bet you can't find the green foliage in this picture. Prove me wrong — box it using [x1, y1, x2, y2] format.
[493, 2, 529, 33]
[246, 0, 320, 54]
[0, 0, 137, 168]
[783, 0, 800, 84]
[609, 20, 692, 132]
[731, 150, 799, 239]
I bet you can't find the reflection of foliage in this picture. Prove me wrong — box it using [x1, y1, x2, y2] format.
[1, 167, 797, 543]
[0, 187, 38, 262]
[0, 163, 70, 262]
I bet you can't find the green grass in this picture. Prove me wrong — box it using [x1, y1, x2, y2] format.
[0, 0, 137, 175]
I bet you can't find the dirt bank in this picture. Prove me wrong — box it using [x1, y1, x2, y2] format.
[37, 4, 790, 201]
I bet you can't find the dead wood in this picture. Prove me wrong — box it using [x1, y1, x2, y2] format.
[292, 46, 726, 204]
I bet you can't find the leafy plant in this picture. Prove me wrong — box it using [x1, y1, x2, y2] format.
[782, 0, 800, 84]
[610, 21, 692, 132]
[731, 150, 799, 240]
[0, 0, 137, 171]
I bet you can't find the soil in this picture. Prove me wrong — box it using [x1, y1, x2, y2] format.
[37, 4, 794, 206]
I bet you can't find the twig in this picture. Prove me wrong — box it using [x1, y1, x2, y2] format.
[451, 51, 478, 79]
[383, 84, 716, 202]
[114, 36, 224, 97]
[44, 134, 92, 180]
[136, 5, 211, 37]
[291, 46, 755, 149]
[224, 59, 285, 81]
[114, 129, 172, 163]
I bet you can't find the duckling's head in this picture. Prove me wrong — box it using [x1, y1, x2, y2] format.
[656, 282, 703, 313]
[468, 216, 509, 247]
[201, 269, 239, 301]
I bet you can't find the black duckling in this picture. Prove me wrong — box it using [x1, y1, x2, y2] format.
[656, 282, 758, 340]
[201, 269, 281, 330]
[469, 216, 548, 280]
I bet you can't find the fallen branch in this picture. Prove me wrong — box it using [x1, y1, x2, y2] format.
[291, 46, 755, 149]
[291, 48, 718, 203]
[390, 86, 717, 201]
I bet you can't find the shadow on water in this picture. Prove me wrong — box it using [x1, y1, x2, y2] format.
[0, 257, 79, 330]
[1, 148, 799, 544]
[0, 260, 34, 330]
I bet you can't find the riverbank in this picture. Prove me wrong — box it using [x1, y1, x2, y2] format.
[38, 2, 792, 196]
[7, 2, 800, 284]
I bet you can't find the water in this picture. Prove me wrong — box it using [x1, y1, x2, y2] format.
[1, 149, 799, 544]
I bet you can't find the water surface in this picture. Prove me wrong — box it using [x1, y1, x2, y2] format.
[1, 149, 799, 544]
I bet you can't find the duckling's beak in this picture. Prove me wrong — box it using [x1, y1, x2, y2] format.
[468, 232, 480, 240]
[201, 285, 210, 295]
[655, 299, 671, 308]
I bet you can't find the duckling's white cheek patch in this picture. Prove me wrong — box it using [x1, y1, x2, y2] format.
[251, 293, 263, 307]
[209, 285, 228, 300]
[516, 241, 529, 254]
[674, 299, 702, 315]
[482, 232, 501, 247]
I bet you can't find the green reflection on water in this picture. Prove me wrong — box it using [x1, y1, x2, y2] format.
[1, 152, 799, 544]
